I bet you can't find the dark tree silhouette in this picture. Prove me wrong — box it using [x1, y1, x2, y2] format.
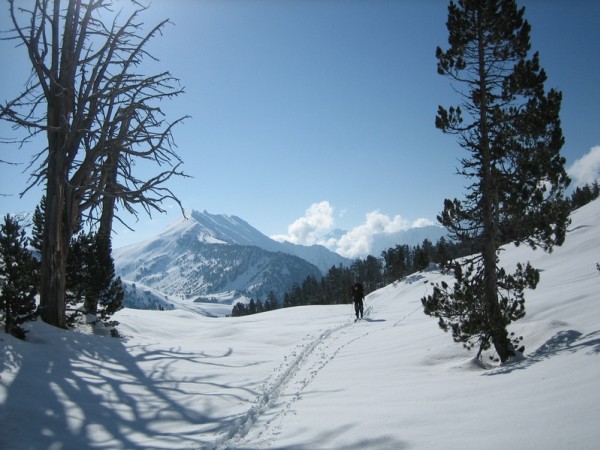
[0, 215, 38, 338]
[424, 0, 571, 362]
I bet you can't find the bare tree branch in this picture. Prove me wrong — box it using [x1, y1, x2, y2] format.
[2, 0, 189, 328]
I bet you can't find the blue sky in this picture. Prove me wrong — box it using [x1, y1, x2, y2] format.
[1, 1, 599, 257]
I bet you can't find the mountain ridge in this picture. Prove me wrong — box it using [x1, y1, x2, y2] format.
[113, 210, 337, 307]
[113, 210, 449, 311]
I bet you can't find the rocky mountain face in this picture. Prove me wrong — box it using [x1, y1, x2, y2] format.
[114, 211, 347, 305]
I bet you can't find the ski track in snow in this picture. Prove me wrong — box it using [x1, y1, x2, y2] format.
[392, 304, 423, 328]
[209, 305, 376, 450]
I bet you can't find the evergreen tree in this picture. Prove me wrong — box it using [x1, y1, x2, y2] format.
[231, 302, 247, 317]
[33, 202, 122, 326]
[321, 265, 354, 304]
[381, 245, 408, 283]
[283, 283, 304, 308]
[302, 275, 321, 305]
[264, 291, 279, 311]
[425, 0, 571, 362]
[0, 215, 39, 339]
[85, 231, 124, 321]
[433, 237, 454, 268]
[31, 198, 45, 255]
[350, 256, 383, 292]
[98, 277, 124, 329]
[90, 232, 124, 326]
[570, 182, 599, 210]
[66, 231, 92, 311]
[247, 299, 257, 315]
[64, 230, 123, 327]
[413, 241, 431, 272]
[363, 255, 384, 291]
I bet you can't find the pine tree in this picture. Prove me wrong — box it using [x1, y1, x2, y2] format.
[350, 256, 383, 292]
[570, 182, 600, 210]
[33, 202, 122, 326]
[424, 0, 571, 362]
[283, 283, 304, 308]
[62, 230, 123, 327]
[247, 299, 257, 315]
[65, 231, 92, 313]
[0, 215, 39, 339]
[89, 232, 124, 326]
[302, 275, 321, 305]
[433, 237, 453, 268]
[231, 302, 248, 317]
[413, 242, 431, 272]
[363, 255, 383, 291]
[381, 245, 408, 283]
[98, 277, 124, 326]
[264, 291, 279, 311]
[31, 198, 45, 255]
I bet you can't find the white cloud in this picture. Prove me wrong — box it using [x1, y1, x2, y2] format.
[273, 203, 436, 259]
[568, 145, 600, 186]
[332, 211, 408, 258]
[271, 201, 335, 245]
[412, 217, 435, 228]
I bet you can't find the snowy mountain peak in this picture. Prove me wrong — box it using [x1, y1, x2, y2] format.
[166, 210, 352, 274]
[154, 213, 227, 245]
[113, 209, 352, 306]
[143, 210, 277, 247]
[189, 210, 275, 247]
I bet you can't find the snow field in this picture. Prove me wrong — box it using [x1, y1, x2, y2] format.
[1, 200, 600, 449]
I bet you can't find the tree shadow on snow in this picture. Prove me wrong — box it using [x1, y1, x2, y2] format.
[0, 322, 263, 450]
[485, 329, 600, 375]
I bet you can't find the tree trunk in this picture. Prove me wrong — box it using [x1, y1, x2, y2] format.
[481, 138, 512, 361]
[39, 152, 68, 329]
[38, 0, 80, 329]
[477, 10, 512, 363]
[98, 149, 119, 241]
[84, 149, 119, 316]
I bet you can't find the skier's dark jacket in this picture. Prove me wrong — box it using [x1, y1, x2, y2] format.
[352, 282, 364, 302]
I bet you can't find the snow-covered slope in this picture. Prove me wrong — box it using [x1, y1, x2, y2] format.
[113, 210, 350, 308]
[120, 281, 176, 311]
[1, 199, 599, 449]
[114, 227, 322, 304]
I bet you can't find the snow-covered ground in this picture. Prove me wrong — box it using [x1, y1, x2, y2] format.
[1, 199, 599, 450]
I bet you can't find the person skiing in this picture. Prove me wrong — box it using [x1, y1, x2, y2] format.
[351, 282, 364, 320]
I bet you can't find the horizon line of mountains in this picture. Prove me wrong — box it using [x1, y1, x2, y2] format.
[113, 210, 447, 308]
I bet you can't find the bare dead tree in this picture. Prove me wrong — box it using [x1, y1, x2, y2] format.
[1, 0, 188, 328]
